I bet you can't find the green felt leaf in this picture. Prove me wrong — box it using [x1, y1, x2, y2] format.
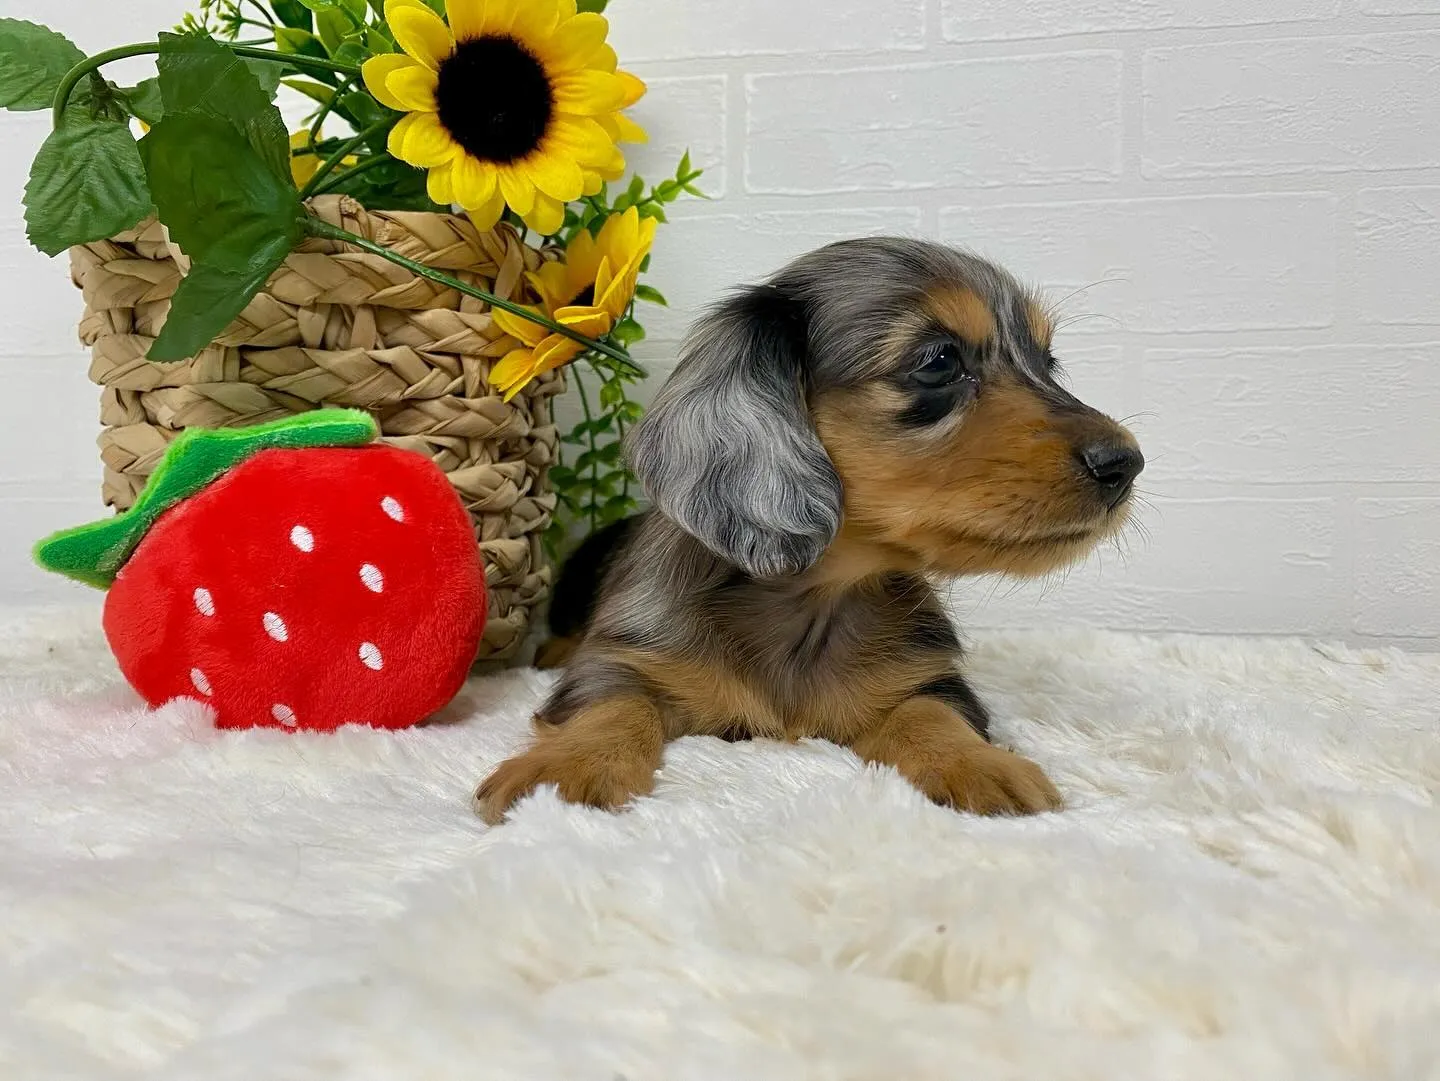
[24, 110, 151, 257]
[34, 409, 378, 589]
[0, 18, 84, 111]
[282, 77, 334, 106]
[156, 31, 291, 184]
[149, 260, 284, 362]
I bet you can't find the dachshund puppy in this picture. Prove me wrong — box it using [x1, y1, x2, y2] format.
[477, 237, 1142, 823]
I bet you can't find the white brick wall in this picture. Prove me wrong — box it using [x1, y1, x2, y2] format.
[2, 0, 1438, 648]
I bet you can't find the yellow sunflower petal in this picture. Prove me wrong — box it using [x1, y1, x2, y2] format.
[616, 71, 646, 109]
[395, 111, 459, 167]
[532, 333, 584, 373]
[521, 152, 583, 202]
[493, 306, 550, 347]
[451, 154, 499, 212]
[465, 179, 507, 232]
[387, 0, 454, 70]
[362, 53, 425, 112]
[496, 165, 536, 216]
[446, 0, 486, 41]
[551, 70, 627, 116]
[427, 161, 456, 205]
[591, 43, 617, 73]
[386, 64, 440, 112]
[581, 170, 604, 197]
[509, 0, 561, 41]
[523, 192, 566, 236]
[538, 12, 609, 73]
[553, 305, 612, 338]
[478, 0, 522, 35]
[591, 145, 626, 181]
[491, 347, 542, 399]
[386, 111, 420, 159]
[546, 116, 612, 159]
[610, 112, 648, 144]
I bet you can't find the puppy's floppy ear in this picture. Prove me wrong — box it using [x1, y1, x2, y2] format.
[628, 284, 842, 578]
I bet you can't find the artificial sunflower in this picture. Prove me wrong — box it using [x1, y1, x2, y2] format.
[289, 130, 356, 188]
[488, 206, 656, 399]
[362, 0, 647, 235]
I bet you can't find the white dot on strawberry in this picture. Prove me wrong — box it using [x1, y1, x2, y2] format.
[193, 587, 215, 617]
[290, 524, 315, 552]
[358, 641, 384, 670]
[263, 612, 289, 642]
[381, 496, 405, 522]
[190, 668, 213, 696]
[271, 703, 297, 727]
[360, 563, 385, 593]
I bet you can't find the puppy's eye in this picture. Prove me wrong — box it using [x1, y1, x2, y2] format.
[911, 343, 969, 388]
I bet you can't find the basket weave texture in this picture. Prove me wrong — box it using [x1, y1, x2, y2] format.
[68, 194, 560, 662]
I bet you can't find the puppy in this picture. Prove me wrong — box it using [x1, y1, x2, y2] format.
[477, 237, 1142, 823]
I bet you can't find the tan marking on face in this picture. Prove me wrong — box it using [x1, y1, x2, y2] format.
[925, 285, 996, 345]
[1025, 300, 1055, 350]
[814, 377, 1138, 578]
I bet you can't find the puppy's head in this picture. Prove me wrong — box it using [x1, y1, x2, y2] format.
[628, 237, 1142, 580]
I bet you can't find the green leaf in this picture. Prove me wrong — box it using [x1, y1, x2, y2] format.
[574, 450, 600, 471]
[597, 441, 624, 464]
[123, 79, 166, 125]
[282, 77, 335, 106]
[0, 18, 85, 111]
[638, 253, 651, 274]
[637, 203, 668, 224]
[677, 150, 692, 178]
[150, 260, 284, 362]
[682, 183, 708, 199]
[140, 115, 303, 273]
[618, 400, 645, 423]
[156, 32, 292, 186]
[24, 110, 150, 257]
[315, 8, 350, 51]
[598, 380, 622, 409]
[35, 409, 376, 587]
[634, 283, 667, 306]
[275, 27, 337, 84]
[243, 59, 284, 102]
[272, 0, 315, 31]
[549, 465, 577, 488]
[655, 179, 680, 202]
[577, 0, 610, 12]
[612, 317, 646, 346]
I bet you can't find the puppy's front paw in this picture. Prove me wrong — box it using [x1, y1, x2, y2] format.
[473, 742, 657, 825]
[921, 746, 1062, 816]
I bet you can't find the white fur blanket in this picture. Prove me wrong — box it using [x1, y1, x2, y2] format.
[3, 605, 1439, 1079]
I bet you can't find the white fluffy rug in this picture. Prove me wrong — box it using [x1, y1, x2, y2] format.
[4, 605, 1440, 1079]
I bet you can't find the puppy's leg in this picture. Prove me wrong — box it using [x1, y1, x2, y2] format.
[852, 693, 1061, 816]
[474, 694, 664, 824]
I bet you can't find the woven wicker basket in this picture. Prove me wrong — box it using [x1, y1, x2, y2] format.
[67, 194, 560, 663]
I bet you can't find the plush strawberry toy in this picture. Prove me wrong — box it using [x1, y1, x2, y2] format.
[35, 410, 485, 732]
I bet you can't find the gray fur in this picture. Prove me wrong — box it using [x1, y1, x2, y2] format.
[627, 285, 843, 578]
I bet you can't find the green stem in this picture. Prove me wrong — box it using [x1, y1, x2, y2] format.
[572, 367, 599, 536]
[305, 73, 357, 151]
[297, 118, 390, 201]
[310, 153, 391, 195]
[303, 217, 645, 377]
[52, 42, 360, 126]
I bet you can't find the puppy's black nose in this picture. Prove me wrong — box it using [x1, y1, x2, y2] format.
[1078, 441, 1144, 506]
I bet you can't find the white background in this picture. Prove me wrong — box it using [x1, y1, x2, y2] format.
[1, 0, 1437, 648]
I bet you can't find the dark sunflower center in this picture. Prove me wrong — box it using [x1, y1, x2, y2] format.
[435, 36, 552, 164]
[570, 284, 596, 307]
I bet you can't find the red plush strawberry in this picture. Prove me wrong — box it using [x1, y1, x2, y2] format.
[36, 410, 485, 731]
